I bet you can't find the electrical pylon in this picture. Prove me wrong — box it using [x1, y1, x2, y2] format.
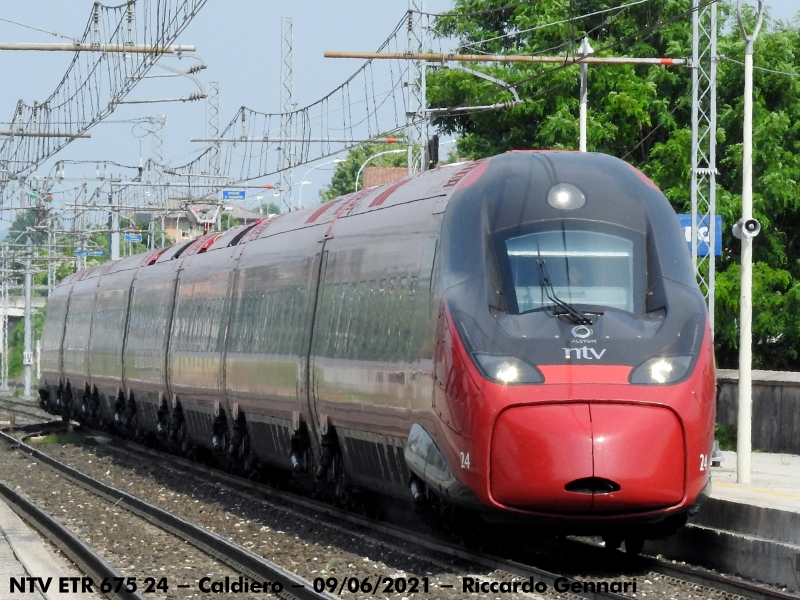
[691, 0, 718, 332]
[279, 17, 294, 212]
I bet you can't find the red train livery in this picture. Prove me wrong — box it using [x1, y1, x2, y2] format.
[40, 151, 716, 548]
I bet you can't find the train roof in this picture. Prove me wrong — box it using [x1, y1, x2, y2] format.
[51, 151, 673, 290]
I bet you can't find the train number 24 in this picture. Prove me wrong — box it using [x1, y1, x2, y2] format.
[460, 452, 470, 469]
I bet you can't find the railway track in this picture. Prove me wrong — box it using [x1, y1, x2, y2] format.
[0, 426, 333, 600]
[0, 397, 56, 424]
[0, 478, 146, 600]
[4, 402, 797, 600]
[44, 425, 800, 600]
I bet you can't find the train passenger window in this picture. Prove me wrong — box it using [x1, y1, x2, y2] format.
[502, 229, 637, 314]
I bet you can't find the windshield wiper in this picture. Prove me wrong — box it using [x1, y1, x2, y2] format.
[536, 259, 593, 325]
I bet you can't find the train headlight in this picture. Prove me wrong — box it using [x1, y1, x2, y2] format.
[547, 183, 586, 210]
[630, 355, 693, 384]
[474, 354, 543, 385]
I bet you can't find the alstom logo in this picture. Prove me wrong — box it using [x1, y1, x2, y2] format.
[564, 347, 607, 360]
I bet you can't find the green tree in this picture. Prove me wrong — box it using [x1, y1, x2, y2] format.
[258, 202, 282, 216]
[427, 0, 800, 369]
[7, 308, 46, 379]
[8, 207, 49, 245]
[321, 143, 407, 201]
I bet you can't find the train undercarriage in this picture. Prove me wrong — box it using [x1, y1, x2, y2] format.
[38, 381, 698, 556]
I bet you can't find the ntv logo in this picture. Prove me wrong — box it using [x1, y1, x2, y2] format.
[564, 325, 606, 359]
[564, 347, 607, 360]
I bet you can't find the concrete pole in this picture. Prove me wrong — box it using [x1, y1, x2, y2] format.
[46, 217, 52, 297]
[578, 37, 594, 153]
[0, 245, 8, 393]
[406, 7, 414, 176]
[23, 233, 32, 399]
[109, 191, 120, 260]
[736, 0, 764, 484]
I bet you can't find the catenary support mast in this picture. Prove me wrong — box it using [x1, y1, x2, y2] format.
[691, 0, 719, 332]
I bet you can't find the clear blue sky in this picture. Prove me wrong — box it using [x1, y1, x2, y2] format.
[0, 0, 797, 223]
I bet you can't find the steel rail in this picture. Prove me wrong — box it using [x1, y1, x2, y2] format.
[0, 398, 54, 424]
[7, 410, 796, 600]
[0, 477, 147, 600]
[0, 430, 334, 600]
[639, 558, 800, 600]
[105, 435, 800, 600]
[92, 439, 634, 600]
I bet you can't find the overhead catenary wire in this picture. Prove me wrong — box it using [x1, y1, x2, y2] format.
[4, 0, 716, 277]
[173, 0, 686, 188]
[169, 13, 415, 186]
[0, 17, 80, 42]
[0, 0, 210, 196]
[410, 0, 533, 18]
[621, 93, 691, 160]
[718, 54, 800, 77]
[426, 0, 717, 115]
[453, 0, 656, 51]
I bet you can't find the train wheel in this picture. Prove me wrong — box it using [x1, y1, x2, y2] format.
[624, 536, 644, 555]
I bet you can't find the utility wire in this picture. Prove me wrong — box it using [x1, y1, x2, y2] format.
[621, 93, 691, 160]
[411, 1, 533, 18]
[0, 0, 210, 193]
[172, 13, 413, 185]
[456, 0, 654, 51]
[0, 17, 80, 42]
[718, 55, 800, 77]
[435, 0, 716, 113]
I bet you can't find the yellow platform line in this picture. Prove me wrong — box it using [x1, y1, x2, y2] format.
[715, 481, 800, 500]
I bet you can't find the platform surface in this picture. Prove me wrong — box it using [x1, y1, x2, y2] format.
[711, 450, 800, 513]
[0, 497, 96, 600]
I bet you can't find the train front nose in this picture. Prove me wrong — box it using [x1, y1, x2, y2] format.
[489, 403, 685, 514]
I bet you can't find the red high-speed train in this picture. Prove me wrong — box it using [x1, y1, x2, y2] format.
[39, 151, 716, 550]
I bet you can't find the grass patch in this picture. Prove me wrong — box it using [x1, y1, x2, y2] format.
[29, 432, 97, 446]
[715, 423, 737, 451]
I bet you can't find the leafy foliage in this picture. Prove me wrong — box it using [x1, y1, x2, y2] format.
[7, 308, 46, 378]
[427, 0, 800, 369]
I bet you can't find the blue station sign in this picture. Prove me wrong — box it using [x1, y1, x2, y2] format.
[223, 190, 246, 200]
[677, 214, 722, 257]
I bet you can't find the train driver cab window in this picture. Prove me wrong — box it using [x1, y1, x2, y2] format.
[501, 228, 640, 314]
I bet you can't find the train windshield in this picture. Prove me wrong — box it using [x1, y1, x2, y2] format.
[501, 228, 639, 314]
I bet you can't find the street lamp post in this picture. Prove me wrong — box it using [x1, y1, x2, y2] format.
[736, 0, 764, 485]
[355, 149, 406, 191]
[299, 158, 345, 208]
[23, 232, 32, 399]
[272, 181, 311, 211]
[296, 180, 311, 208]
